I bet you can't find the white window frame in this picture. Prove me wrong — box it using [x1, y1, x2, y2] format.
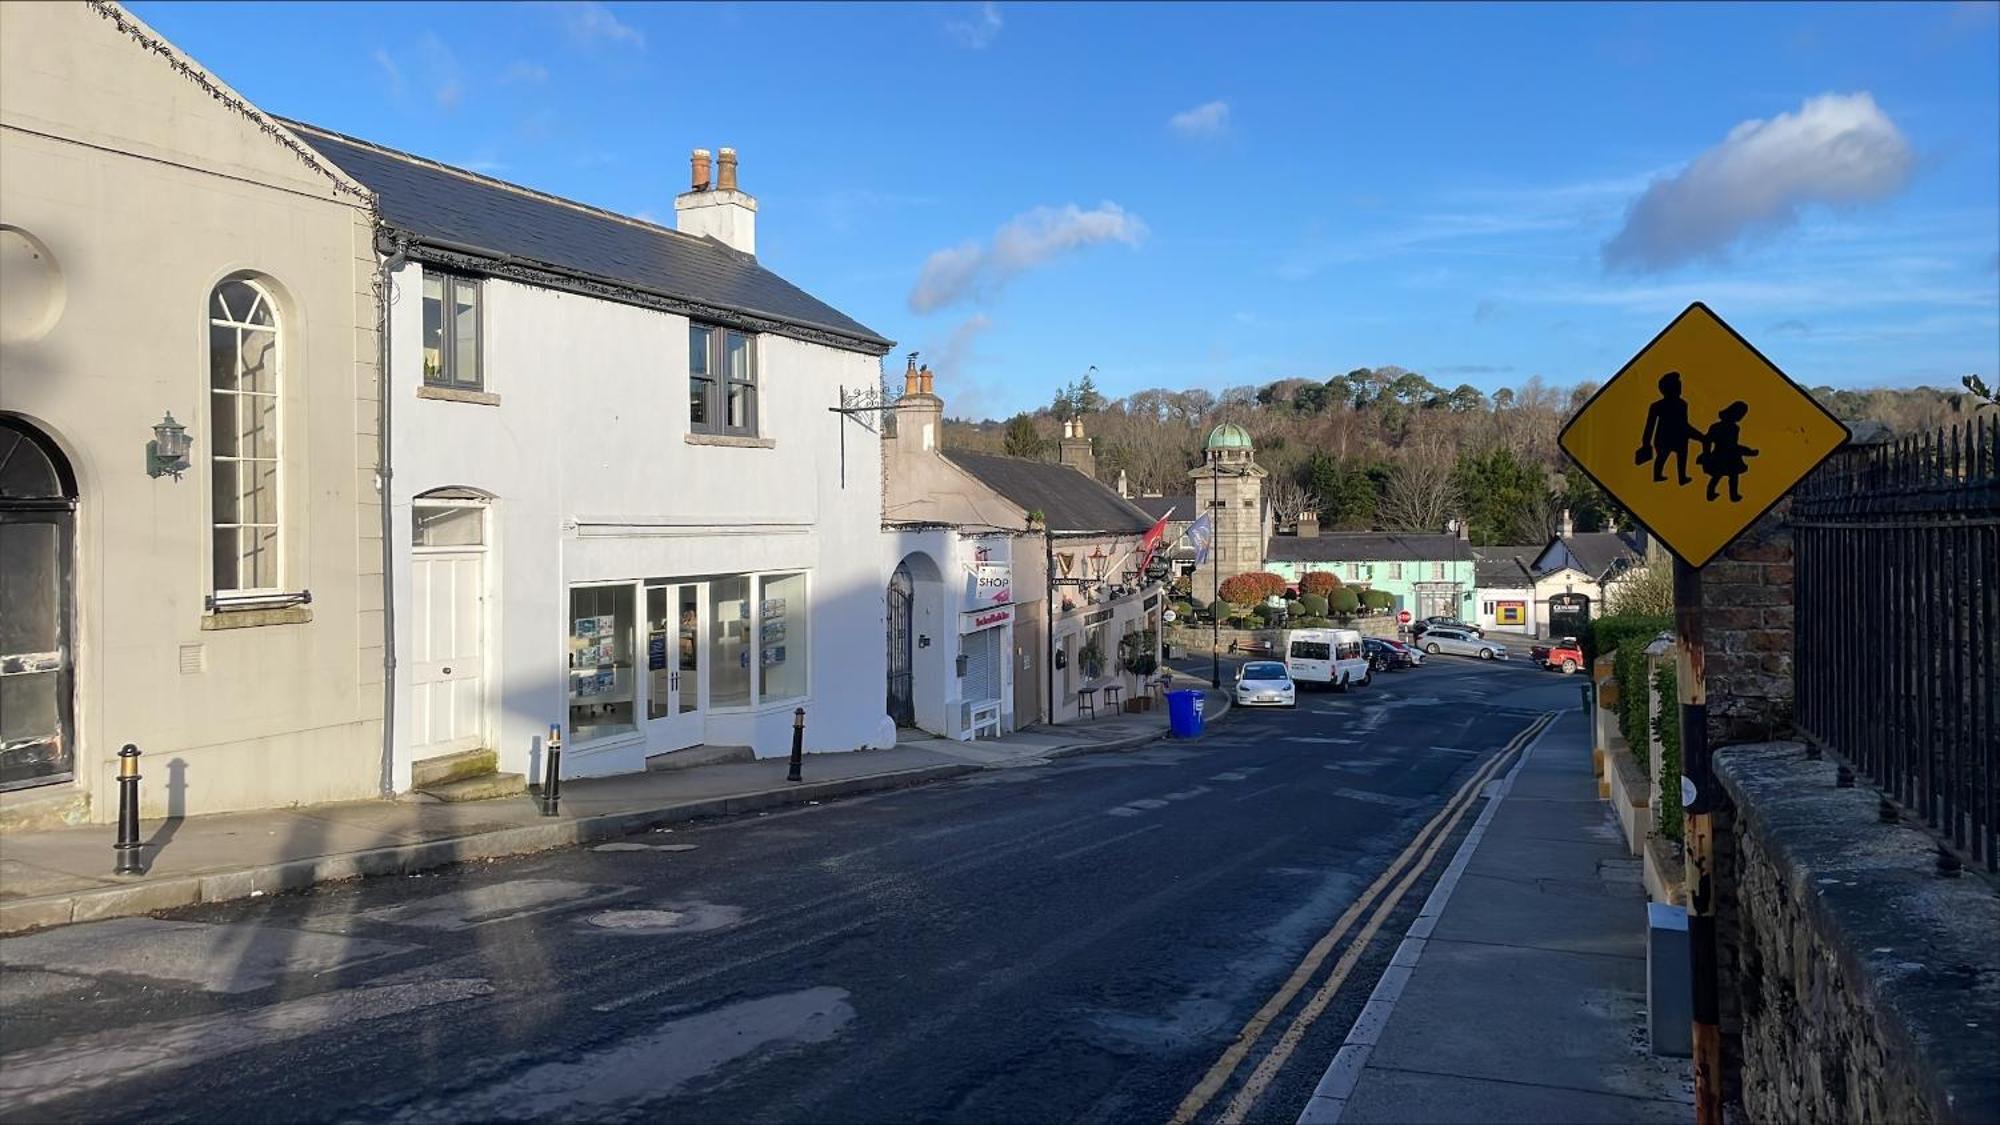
[422, 272, 483, 390]
[208, 276, 285, 600]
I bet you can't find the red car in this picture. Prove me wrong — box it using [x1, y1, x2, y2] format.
[1532, 637, 1585, 674]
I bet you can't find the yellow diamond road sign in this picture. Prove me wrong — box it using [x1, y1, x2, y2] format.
[1560, 302, 1850, 569]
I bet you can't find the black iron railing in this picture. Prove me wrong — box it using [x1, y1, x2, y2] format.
[1793, 415, 2000, 870]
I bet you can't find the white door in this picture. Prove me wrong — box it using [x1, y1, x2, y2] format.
[412, 553, 484, 753]
[645, 582, 705, 753]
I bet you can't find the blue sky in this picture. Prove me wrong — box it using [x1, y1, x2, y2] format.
[134, 1, 2000, 420]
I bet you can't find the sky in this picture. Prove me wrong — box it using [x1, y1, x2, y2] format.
[132, 1, 2000, 421]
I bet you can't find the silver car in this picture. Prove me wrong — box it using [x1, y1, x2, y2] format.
[1234, 661, 1297, 707]
[1419, 627, 1509, 661]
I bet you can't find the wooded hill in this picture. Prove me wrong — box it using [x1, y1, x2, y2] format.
[940, 369, 1992, 547]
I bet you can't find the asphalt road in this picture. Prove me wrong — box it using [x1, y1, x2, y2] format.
[0, 654, 1583, 1124]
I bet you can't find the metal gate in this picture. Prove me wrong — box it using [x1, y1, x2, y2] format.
[886, 562, 914, 726]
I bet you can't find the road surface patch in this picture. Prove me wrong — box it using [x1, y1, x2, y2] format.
[583, 902, 744, 935]
[359, 879, 634, 931]
[0, 916, 413, 993]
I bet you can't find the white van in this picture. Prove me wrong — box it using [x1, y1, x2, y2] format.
[1283, 628, 1372, 690]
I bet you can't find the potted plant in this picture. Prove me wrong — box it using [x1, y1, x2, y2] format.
[1078, 638, 1105, 681]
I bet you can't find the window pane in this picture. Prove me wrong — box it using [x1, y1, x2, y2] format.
[240, 393, 278, 461]
[0, 671, 60, 747]
[726, 381, 752, 431]
[244, 460, 280, 526]
[212, 527, 240, 592]
[452, 280, 479, 388]
[210, 460, 240, 525]
[646, 585, 671, 722]
[758, 572, 806, 702]
[708, 576, 751, 708]
[689, 376, 711, 427]
[423, 275, 446, 383]
[0, 521, 59, 653]
[239, 329, 277, 394]
[689, 326, 711, 376]
[412, 504, 483, 548]
[725, 332, 750, 380]
[678, 585, 699, 714]
[210, 325, 238, 390]
[568, 585, 636, 741]
[244, 525, 279, 589]
[210, 391, 239, 457]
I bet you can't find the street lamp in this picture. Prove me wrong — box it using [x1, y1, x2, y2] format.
[147, 412, 191, 480]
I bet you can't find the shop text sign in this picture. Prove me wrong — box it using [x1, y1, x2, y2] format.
[973, 563, 1012, 607]
[1560, 302, 1848, 568]
[961, 605, 1014, 633]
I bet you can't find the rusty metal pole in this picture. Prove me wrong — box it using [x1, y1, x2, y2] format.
[1676, 556, 1722, 1125]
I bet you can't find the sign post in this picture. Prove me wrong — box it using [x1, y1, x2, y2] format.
[1560, 302, 1848, 1125]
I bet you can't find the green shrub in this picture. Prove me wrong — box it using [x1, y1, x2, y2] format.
[1589, 613, 1671, 668]
[1228, 614, 1256, 629]
[1330, 587, 1361, 615]
[1298, 594, 1329, 618]
[1298, 615, 1330, 627]
[1284, 600, 1305, 618]
[1653, 665, 1683, 843]
[1615, 643, 1651, 766]
[1170, 600, 1194, 620]
[1253, 604, 1284, 626]
[1359, 589, 1395, 611]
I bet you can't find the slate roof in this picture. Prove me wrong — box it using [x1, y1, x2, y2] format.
[284, 120, 892, 355]
[1130, 495, 1195, 522]
[1469, 544, 1542, 588]
[942, 451, 1155, 535]
[1538, 531, 1645, 579]
[1265, 532, 1471, 564]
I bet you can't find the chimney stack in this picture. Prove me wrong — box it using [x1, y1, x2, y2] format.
[1297, 511, 1320, 538]
[675, 145, 758, 255]
[1116, 468, 1130, 498]
[888, 354, 942, 457]
[902, 353, 922, 397]
[1559, 508, 1574, 539]
[1058, 415, 1095, 478]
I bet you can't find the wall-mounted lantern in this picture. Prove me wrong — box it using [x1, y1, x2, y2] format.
[147, 412, 192, 480]
[1088, 546, 1108, 580]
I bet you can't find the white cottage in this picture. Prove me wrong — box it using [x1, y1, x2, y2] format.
[292, 129, 898, 792]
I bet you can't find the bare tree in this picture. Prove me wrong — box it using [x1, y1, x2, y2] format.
[1265, 474, 1321, 529]
[1378, 436, 1460, 532]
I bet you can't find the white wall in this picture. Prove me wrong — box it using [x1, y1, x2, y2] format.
[1475, 587, 1538, 635]
[389, 268, 889, 787]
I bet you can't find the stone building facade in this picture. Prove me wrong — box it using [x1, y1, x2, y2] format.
[1188, 423, 1266, 605]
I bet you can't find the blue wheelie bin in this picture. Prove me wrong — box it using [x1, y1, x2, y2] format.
[1168, 689, 1205, 738]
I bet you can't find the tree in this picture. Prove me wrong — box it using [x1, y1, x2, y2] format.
[1606, 563, 1672, 616]
[1298, 570, 1340, 597]
[1074, 370, 1105, 415]
[1304, 453, 1381, 529]
[1446, 384, 1486, 412]
[1379, 437, 1460, 532]
[1002, 413, 1045, 459]
[1266, 474, 1322, 528]
[1454, 447, 1553, 544]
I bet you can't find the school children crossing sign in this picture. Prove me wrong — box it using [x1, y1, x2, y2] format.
[1559, 302, 1850, 568]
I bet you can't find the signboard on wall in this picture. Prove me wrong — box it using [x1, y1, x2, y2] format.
[961, 605, 1014, 634]
[1496, 600, 1527, 626]
[974, 563, 1012, 607]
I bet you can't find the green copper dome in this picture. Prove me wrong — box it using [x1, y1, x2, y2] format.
[1204, 422, 1254, 451]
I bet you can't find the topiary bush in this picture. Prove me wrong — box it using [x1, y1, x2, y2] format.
[1217, 573, 1266, 606]
[1330, 587, 1361, 615]
[1298, 593, 1329, 618]
[1358, 589, 1395, 612]
[1227, 613, 1257, 629]
[1298, 570, 1341, 598]
[1253, 604, 1284, 626]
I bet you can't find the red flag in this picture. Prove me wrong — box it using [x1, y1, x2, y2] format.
[1136, 510, 1171, 575]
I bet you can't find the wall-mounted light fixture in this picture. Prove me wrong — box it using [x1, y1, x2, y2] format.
[147, 412, 192, 480]
[918, 634, 932, 649]
[955, 653, 969, 677]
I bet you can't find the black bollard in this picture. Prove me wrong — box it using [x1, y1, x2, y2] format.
[114, 744, 144, 875]
[541, 724, 563, 816]
[787, 707, 805, 783]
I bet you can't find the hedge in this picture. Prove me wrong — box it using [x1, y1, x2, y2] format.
[1589, 613, 1670, 669]
[1653, 665, 1683, 843]
[1615, 643, 1652, 765]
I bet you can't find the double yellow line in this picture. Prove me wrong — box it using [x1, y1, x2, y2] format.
[1169, 711, 1557, 1125]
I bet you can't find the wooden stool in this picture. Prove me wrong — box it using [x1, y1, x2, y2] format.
[1101, 684, 1123, 715]
[1077, 686, 1098, 720]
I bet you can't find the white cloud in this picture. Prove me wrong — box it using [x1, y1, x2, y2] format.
[946, 2, 1003, 49]
[909, 203, 1147, 314]
[501, 60, 550, 85]
[371, 48, 405, 98]
[1168, 100, 1230, 139]
[563, 2, 646, 48]
[1603, 92, 1916, 272]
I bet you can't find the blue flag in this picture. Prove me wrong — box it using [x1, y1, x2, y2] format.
[1185, 511, 1215, 564]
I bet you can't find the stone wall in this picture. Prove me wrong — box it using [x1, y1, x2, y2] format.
[1715, 743, 2000, 1125]
[1698, 503, 1797, 746]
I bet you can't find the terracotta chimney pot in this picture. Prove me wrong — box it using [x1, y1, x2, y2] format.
[690, 149, 712, 191]
[717, 147, 739, 191]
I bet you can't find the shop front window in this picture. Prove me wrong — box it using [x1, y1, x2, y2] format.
[568, 585, 635, 742]
[758, 572, 806, 703]
[709, 576, 752, 708]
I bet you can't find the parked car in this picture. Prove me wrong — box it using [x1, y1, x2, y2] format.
[1419, 627, 1509, 661]
[1234, 660, 1297, 707]
[1283, 627, 1372, 690]
[1419, 616, 1485, 637]
[1531, 637, 1585, 674]
[1363, 636, 1421, 671]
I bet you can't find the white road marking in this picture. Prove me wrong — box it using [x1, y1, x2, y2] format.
[1163, 787, 1213, 801]
[1127, 798, 1170, 810]
[0, 978, 492, 1109]
[1106, 806, 1145, 817]
[1284, 737, 1355, 745]
[390, 987, 854, 1123]
[1429, 746, 1481, 756]
[1210, 771, 1251, 782]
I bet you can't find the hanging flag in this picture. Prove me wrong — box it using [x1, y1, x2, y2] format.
[1134, 508, 1173, 575]
[1185, 511, 1215, 565]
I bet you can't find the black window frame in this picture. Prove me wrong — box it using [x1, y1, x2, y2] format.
[689, 323, 758, 437]
[422, 272, 483, 390]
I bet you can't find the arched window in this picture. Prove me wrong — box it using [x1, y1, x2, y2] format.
[208, 277, 282, 595]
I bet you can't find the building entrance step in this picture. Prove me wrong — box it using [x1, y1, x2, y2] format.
[414, 771, 527, 803]
[411, 748, 498, 790]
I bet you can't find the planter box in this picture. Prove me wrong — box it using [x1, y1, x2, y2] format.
[1605, 738, 1653, 856]
[1642, 831, 1686, 906]
[1125, 697, 1152, 714]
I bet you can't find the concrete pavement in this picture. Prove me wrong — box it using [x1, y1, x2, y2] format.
[0, 691, 1225, 936]
[1297, 706, 1694, 1124]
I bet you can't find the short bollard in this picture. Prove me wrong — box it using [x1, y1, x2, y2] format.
[114, 744, 144, 875]
[787, 707, 805, 783]
[541, 724, 563, 816]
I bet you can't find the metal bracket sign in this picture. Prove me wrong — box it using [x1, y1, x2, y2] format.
[1559, 302, 1850, 567]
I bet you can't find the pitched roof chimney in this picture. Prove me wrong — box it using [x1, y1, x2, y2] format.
[675, 144, 758, 255]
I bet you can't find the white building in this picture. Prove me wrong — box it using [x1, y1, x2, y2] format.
[293, 128, 898, 791]
[1470, 544, 1543, 635]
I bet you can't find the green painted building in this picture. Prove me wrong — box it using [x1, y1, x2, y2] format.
[1265, 530, 1478, 620]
